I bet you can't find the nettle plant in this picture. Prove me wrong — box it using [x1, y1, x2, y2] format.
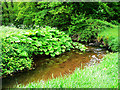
[1, 26, 87, 76]
[24, 26, 87, 57]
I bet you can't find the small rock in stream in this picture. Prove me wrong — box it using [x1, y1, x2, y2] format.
[89, 43, 94, 46]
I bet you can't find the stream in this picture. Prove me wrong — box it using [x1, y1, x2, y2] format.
[2, 45, 107, 88]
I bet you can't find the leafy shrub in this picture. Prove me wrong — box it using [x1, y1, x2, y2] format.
[1, 33, 33, 76]
[2, 2, 119, 28]
[23, 26, 87, 57]
[1, 26, 87, 76]
[97, 26, 119, 51]
[69, 16, 115, 42]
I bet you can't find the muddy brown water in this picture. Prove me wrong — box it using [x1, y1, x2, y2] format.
[2, 45, 107, 88]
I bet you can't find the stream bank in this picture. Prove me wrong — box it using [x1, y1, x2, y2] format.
[2, 45, 107, 88]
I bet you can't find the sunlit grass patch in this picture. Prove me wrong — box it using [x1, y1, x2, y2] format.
[97, 26, 119, 51]
[18, 53, 118, 88]
[98, 26, 118, 39]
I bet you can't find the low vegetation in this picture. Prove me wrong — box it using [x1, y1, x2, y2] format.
[69, 18, 115, 42]
[1, 26, 87, 76]
[97, 26, 119, 51]
[18, 53, 118, 88]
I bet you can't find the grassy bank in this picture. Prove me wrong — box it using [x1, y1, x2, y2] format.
[18, 52, 118, 88]
[97, 26, 119, 51]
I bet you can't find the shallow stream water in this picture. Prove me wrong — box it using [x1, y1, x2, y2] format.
[2, 45, 107, 88]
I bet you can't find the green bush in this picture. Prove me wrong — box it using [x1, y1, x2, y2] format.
[97, 26, 119, 51]
[1, 26, 87, 76]
[1, 33, 33, 76]
[69, 16, 115, 42]
[23, 26, 87, 57]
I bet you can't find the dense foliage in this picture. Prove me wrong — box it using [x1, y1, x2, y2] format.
[2, 2, 119, 26]
[2, 2, 119, 42]
[69, 18, 115, 42]
[1, 26, 86, 76]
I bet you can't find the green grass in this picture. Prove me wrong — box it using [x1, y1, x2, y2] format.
[97, 26, 119, 51]
[98, 26, 118, 38]
[18, 53, 118, 88]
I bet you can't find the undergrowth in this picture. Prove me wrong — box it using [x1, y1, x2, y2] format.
[1, 26, 87, 76]
[69, 18, 116, 42]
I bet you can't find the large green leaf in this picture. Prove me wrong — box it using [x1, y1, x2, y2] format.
[55, 51, 60, 55]
[20, 51, 28, 57]
[45, 51, 49, 55]
[35, 41, 42, 47]
[49, 48, 54, 53]
[16, 49, 22, 53]
[50, 53, 55, 57]
[20, 39, 26, 43]
[11, 37, 20, 43]
[32, 37, 38, 40]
